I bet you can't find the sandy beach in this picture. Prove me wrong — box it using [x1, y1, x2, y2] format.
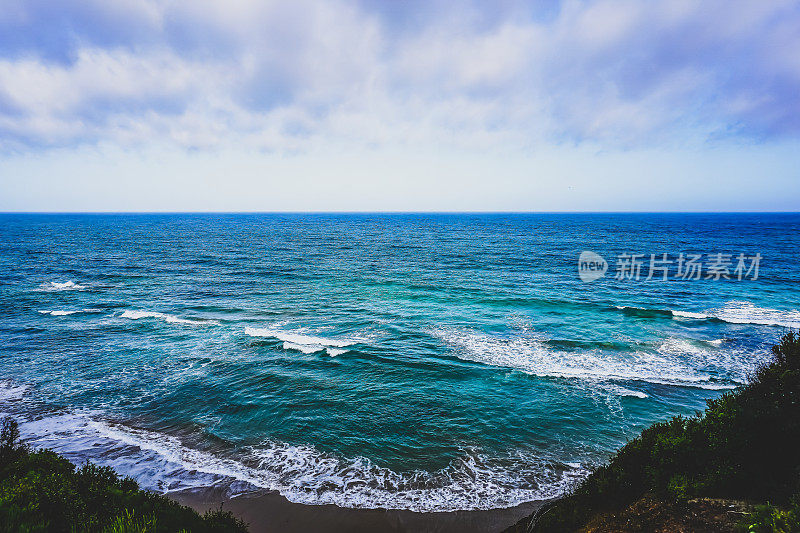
[171, 489, 547, 533]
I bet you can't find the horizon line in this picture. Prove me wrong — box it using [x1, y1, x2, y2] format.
[0, 210, 798, 216]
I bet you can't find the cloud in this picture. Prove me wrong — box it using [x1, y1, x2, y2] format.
[0, 0, 798, 152]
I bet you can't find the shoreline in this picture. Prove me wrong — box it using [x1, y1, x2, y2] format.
[170, 488, 549, 533]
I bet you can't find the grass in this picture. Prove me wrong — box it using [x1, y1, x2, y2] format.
[513, 331, 800, 532]
[0, 419, 249, 533]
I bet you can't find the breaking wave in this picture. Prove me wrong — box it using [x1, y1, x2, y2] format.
[710, 301, 800, 328]
[0, 381, 29, 402]
[38, 309, 101, 316]
[618, 301, 800, 328]
[433, 327, 768, 390]
[16, 411, 585, 512]
[671, 310, 710, 319]
[120, 310, 220, 326]
[245, 326, 355, 356]
[36, 281, 87, 292]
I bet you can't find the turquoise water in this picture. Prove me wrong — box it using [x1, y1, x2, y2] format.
[0, 213, 798, 511]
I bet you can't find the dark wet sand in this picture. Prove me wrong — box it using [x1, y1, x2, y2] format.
[171, 489, 547, 533]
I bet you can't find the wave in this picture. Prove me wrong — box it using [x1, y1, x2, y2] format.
[616, 306, 673, 319]
[16, 411, 586, 512]
[432, 328, 767, 390]
[36, 281, 87, 292]
[120, 310, 220, 326]
[618, 301, 800, 328]
[282, 341, 323, 354]
[280, 342, 350, 357]
[617, 305, 714, 321]
[38, 308, 101, 316]
[671, 310, 709, 319]
[0, 381, 28, 402]
[711, 301, 800, 328]
[245, 326, 355, 356]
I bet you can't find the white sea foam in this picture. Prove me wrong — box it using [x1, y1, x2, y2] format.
[280, 341, 350, 356]
[120, 310, 220, 326]
[37, 280, 87, 292]
[671, 310, 709, 319]
[283, 341, 325, 354]
[246, 326, 356, 356]
[245, 327, 354, 347]
[17, 411, 586, 511]
[670, 301, 800, 328]
[38, 308, 100, 316]
[618, 301, 800, 329]
[433, 327, 768, 390]
[712, 301, 800, 328]
[0, 381, 28, 402]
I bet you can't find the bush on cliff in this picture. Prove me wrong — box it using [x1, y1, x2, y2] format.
[521, 331, 800, 532]
[0, 419, 248, 533]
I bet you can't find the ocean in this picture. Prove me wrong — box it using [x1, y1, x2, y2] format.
[0, 213, 798, 512]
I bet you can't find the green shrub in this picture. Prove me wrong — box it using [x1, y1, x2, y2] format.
[522, 331, 800, 532]
[744, 499, 800, 533]
[102, 510, 158, 533]
[0, 418, 248, 533]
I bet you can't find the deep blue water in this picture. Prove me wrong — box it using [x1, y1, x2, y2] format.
[0, 213, 798, 511]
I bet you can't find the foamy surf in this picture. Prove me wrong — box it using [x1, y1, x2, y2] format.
[246, 326, 355, 356]
[712, 301, 800, 328]
[283, 341, 324, 354]
[16, 411, 586, 512]
[38, 308, 100, 316]
[433, 327, 767, 390]
[671, 310, 709, 319]
[120, 310, 220, 326]
[619, 301, 800, 328]
[36, 281, 87, 292]
[0, 381, 29, 402]
[281, 342, 350, 356]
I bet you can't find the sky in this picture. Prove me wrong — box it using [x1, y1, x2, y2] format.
[0, 0, 798, 212]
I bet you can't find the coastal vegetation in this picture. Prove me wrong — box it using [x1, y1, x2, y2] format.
[508, 331, 800, 532]
[0, 418, 248, 532]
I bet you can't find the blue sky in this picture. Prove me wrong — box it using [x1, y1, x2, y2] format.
[0, 0, 798, 211]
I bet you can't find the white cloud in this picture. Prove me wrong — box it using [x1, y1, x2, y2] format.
[0, 0, 798, 152]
